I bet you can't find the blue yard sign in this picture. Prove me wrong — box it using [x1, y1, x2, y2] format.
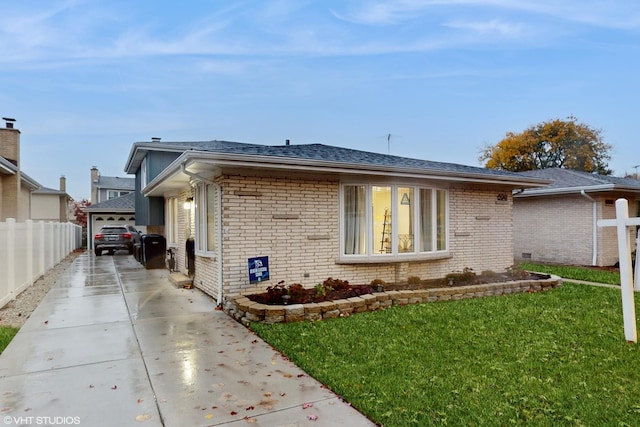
[248, 256, 269, 284]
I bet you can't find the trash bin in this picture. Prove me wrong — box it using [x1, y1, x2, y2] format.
[141, 234, 166, 269]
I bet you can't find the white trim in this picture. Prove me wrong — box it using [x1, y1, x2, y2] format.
[339, 182, 449, 262]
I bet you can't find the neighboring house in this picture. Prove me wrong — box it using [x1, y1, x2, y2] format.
[90, 166, 135, 203]
[31, 176, 72, 222]
[86, 167, 137, 250]
[83, 192, 138, 250]
[125, 139, 549, 305]
[514, 168, 640, 267]
[0, 118, 71, 222]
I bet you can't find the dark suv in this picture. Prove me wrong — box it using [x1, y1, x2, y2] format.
[94, 225, 141, 256]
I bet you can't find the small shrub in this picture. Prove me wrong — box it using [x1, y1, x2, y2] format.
[324, 277, 350, 291]
[445, 267, 476, 286]
[370, 278, 387, 287]
[506, 265, 529, 280]
[407, 276, 421, 285]
[288, 283, 306, 303]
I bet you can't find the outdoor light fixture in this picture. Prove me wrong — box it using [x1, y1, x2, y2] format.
[183, 197, 193, 210]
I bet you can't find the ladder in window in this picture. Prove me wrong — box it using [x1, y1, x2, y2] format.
[380, 208, 392, 253]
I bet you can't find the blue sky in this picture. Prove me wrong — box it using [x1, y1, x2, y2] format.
[2, 0, 639, 201]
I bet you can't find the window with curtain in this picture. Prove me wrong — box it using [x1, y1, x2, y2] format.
[195, 183, 217, 255]
[343, 185, 366, 255]
[342, 184, 448, 258]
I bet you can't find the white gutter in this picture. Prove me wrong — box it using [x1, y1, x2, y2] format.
[180, 163, 216, 184]
[580, 190, 598, 266]
[515, 184, 614, 198]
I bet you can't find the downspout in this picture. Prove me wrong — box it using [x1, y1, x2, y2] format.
[580, 190, 597, 266]
[216, 186, 223, 307]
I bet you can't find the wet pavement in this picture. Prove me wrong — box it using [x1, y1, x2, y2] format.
[0, 252, 376, 426]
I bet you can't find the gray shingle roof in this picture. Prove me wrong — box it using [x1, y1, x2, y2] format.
[516, 168, 640, 195]
[144, 140, 538, 179]
[84, 192, 135, 211]
[95, 176, 135, 190]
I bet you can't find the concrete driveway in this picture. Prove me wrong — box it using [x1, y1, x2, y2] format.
[0, 252, 375, 426]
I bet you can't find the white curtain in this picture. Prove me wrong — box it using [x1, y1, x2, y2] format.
[344, 186, 366, 255]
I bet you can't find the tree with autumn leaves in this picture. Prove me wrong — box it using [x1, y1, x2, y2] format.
[480, 116, 613, 175]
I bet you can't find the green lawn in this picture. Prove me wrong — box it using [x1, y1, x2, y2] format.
[520, 262, 621, 285]
[252, 283, 640, 426]
[0, 326, 18, 354]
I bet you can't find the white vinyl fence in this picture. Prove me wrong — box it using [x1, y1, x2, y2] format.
[0, 218, 82, 308]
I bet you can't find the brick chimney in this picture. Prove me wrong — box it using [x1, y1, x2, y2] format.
[0, 117, 21, 220]
[90, 166, 99, 203]
[0, 117, 20, 166]
[60, 175, 66, 192]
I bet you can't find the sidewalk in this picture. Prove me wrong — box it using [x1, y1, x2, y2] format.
[0, 252, 375, 427]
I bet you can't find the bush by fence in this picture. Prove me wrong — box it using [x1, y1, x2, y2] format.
[0, 219, 82, 308]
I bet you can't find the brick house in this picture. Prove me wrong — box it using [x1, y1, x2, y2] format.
[125, 140, 549, 304]
[1, 118, 71, 222]
[514, 168, 640, 267]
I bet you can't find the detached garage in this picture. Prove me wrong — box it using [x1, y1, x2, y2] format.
[84, 193, 139, 250]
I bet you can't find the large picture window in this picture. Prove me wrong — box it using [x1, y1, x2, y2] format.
[341, 184, 448, 258]
[195, 183, 217, 255]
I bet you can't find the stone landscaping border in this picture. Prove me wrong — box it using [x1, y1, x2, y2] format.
[223, 275, 562, 326]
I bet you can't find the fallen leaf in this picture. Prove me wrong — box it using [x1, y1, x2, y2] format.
[307, 414, 318, 421]
[111, 385, 118, 390]
[279, 392, 286, 397]
[135, 413, 151, 422]
[137, 399, 143, 404]
[297, 374, 304, 378]
[244, 416, 257, 423]
[204, 414, 213, 419]
[44, 321, 49, 325]
[283, 373, 292, 378]
[264, 392, 272, 397]
[251, 339, 258, 344]
[230, 411, 238, 416]
[302, 403, 314, 409]
[89, 385, 94, 388]
[245, 406, 255, 411]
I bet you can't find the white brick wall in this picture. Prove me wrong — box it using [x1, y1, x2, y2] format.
[171, 170, 520, 300]
[514, 194, 638, 267]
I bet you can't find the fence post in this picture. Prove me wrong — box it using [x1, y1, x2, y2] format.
[614, 199, 636, 342]
[38, 221, 45, 277]
[7, 218, 16, 301]
[26, 219, 34, 286]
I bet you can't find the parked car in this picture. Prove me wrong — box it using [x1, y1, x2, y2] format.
[94, 225, 141, 256]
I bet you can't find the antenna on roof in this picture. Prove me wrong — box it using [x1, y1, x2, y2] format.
[387, 133, 391, 154]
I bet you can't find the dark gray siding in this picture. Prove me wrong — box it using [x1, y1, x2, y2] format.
[135, 151, 181, 226]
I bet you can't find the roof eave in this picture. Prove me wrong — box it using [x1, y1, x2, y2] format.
[124, 142, 197, 174]
[514, 184, 621, 198]
[143, 150, 551, 197]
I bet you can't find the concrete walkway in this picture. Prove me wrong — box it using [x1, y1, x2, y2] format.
[0, 252, 375, 427]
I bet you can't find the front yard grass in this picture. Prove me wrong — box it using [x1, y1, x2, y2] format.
[521, 261, 620, 285]
[252, 283, 640, 426]
[0, 326, 18, 354]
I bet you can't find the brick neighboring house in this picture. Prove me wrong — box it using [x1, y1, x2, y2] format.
[124, 139, 549, 304]
[514, 168, 640, 267]
[1, 118, 71, 222]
